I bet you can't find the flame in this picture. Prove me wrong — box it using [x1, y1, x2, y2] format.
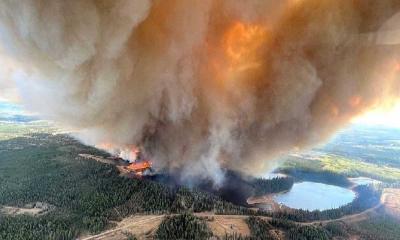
[126, 160, 152, 172]
[222, 22, 268, 73]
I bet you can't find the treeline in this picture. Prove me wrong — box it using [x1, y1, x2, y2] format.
[0, 213, 79, 240]
[0, 134, 256, 239]
[155, 213, 212, 240]
[265, 185, 381, 222]
[106, 183, 255, 221]
[247, 217, 330, 240]
[246, 216, 275, 240]
[354, 214, 400, 240]
[278, 168, 351, 187]
[251, 177, 294, 196]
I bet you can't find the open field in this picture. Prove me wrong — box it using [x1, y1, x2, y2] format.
[80, 215, 164, 240]
[78, 154, 117, 165]
[0, 202, 52, 217]
[381, 188, 400, 219]
[0, 121, 55, 141]
[80, 214, 255, 240]
[282, 153, 400, 182]
[82, 202, 387, 240]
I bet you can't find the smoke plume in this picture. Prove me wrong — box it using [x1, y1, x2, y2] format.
[1, 0, 400, 184]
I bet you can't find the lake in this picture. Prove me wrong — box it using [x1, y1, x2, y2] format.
[273, 181, 356, 211]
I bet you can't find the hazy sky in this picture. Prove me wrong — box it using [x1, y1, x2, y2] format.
[2, 99, 399, 128]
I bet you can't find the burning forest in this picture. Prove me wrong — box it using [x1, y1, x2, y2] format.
[1, 0, 400, 184]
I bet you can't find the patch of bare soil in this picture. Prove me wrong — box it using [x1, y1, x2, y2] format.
[78, 154, 117, 165]
[80, 215, 164, 240]
[247, 194, 286, 211]
[381, 188, 400, 219]
[196, 214, 251, 238]
[0, 202, 53, 216]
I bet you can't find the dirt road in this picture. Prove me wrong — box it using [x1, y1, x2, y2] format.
[80, 203, 382, 240]
[80, 215, 163, 240]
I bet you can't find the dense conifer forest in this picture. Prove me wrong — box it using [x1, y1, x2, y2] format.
[1, 133, 399, 239]
[155, 213, 212, 240]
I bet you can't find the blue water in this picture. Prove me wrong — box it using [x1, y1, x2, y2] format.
[273, 182, 355, 211]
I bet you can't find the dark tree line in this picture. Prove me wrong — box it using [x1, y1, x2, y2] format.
[245, 216, 275, 240]
[155, 213, 212, 240]
[251, 177, 294, 196]
[0, 134, 256, 239]
[246, 217, 330, 240]
[278, 168, 351, 187]
[1, 133, 392, 240]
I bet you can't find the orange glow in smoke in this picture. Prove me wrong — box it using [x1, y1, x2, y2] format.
[331, 105, 339, 117]
[96, 142, 140, 161]
[395, 62, 400, 72]
[349, 96, 362, 108]
[222, 22, 268, 73]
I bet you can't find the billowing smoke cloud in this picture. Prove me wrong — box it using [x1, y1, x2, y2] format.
[1, 0, 400, 184]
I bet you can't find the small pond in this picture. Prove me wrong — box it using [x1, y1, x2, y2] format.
[273, 181, 356, 211]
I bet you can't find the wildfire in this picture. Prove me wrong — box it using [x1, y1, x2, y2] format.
[96, 142, 153, 176]
[96, 142, 140, 163]
[222, 21, 268, 73]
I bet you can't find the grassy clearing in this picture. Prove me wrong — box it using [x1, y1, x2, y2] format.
[0, 121, 54, 141]
[282, 154, 400, 182]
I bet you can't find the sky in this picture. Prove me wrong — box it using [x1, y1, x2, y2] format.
[352, 102, 400, 128]
[1, 99, 400, 128]
[0, 100, 38, 123]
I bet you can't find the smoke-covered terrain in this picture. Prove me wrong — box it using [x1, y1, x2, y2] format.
[1, 0, 400, 183]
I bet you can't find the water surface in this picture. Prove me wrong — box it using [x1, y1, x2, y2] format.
[273, 181, 355, 211]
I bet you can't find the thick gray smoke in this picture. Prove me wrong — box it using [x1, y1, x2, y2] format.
[1, 0, 400, 185]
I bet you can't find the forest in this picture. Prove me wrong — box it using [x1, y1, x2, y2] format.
[277, 168, 351, 187]
[0, 134, 252, 239]
[0, 132, 398, 240]
[155, 213, 212, 240]
[251, 177, 294, 196]
[247, 217, 330, 240]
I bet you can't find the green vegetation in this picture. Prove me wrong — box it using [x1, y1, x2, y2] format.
[155, 213, 212, 240]
[324, 222, 349, 238]
[320, 125, 400, 169]
[351, 213, 400, 240]
[0, 131, 251, 239]
[246, 216, 274, 240]
[251, 177, 294, 196]
[281, 154, 400, 182]
[287, 225, 329, 240]
[222, 232, 251, 240]
[0, 133, 175, 239]
[1, 121, 399, 239]
[123, 232, 138, 240]
[247, 217, 329, 240]
[0, 121, 54, 141]
[278, 168, 351, 187]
